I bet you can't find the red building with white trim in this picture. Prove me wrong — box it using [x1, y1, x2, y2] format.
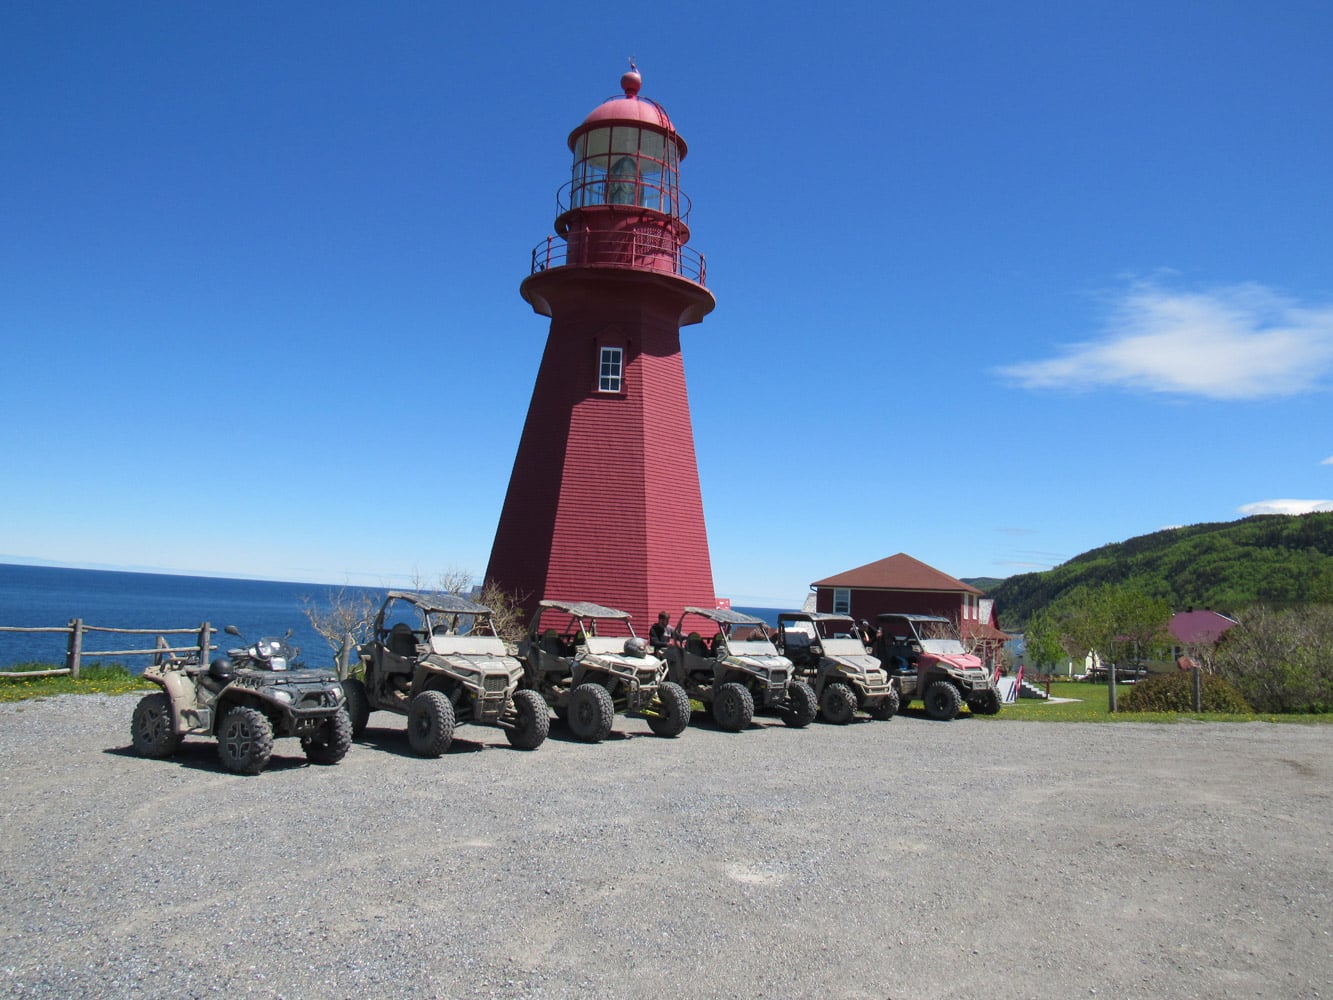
[486, 67, 716, 630]
[811, 552, 1010, 668]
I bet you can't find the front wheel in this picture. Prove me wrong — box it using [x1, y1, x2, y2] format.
[217, 706, 275, 775]
[646, 681, 691, 737]
[303, 709, 352, 764]
[341, 678, 371, 737]
[969, 689, 1002, 715]
[924, 680, 963, 721]
[567, 683, 615, 743]
[506, 688, 550, 750]
[781, 680, 818, 728]
[131, 692, 180, 758]
[870, 686, 900, 721]
[712, 681, 754, 732]
[819, 682, 858, 725]
[407, 690, 455, 757]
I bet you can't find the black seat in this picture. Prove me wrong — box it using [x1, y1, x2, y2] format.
[388, 623, 418, 658]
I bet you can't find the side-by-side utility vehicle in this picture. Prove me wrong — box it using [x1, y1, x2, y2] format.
[131, 625, 351, 775]
[873, 613, 1001, 720]
[518, 599, 690, 743]
[343, 591, 549, 756]
[775, 612, 898, 723]
[663, 606, 816, 731]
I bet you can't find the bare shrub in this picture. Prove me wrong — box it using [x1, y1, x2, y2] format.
[1215, 604, 1333, 713]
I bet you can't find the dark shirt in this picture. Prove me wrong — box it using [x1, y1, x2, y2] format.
[649, 621, 674, 651]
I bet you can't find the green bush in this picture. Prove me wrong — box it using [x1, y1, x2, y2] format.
[1120, 672, 1252, 714]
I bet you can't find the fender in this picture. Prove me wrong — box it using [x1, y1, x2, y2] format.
[155, 670, 213, 736]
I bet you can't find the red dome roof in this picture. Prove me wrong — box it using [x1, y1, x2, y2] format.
[567, 68, 686, 155]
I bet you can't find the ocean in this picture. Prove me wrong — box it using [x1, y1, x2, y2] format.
[0, 563, 786, 669]
[0, 563, 383, 670]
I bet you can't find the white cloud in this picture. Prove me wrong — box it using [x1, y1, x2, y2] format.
[1323, 455, 1333, 465]
[996, 281, 1333, 400]
[1238, 499, 1333, 516]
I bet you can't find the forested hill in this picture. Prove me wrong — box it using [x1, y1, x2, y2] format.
[986, 512, 1333, 629]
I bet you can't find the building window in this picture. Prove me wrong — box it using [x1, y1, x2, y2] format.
[598, 346, 623, 393]
[833, 588, 850, 615]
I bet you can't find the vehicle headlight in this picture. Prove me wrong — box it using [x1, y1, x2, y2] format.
[272, 689, 293, 703]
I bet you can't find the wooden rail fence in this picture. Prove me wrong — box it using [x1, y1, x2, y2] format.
[0, 620, 216, 679]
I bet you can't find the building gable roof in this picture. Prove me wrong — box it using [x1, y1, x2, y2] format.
[1169, 609, 1239, 645]
[811, 553, 982, 595]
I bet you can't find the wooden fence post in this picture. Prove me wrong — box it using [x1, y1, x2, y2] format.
[66, 618, 83, 679]
[1192, 666, 1203, 713]
[198, 622, 212, 665]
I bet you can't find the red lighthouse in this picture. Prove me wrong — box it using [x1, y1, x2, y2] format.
[486, 66, 716, 629]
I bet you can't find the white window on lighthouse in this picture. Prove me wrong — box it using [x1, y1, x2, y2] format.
[598, 346, 623, 393]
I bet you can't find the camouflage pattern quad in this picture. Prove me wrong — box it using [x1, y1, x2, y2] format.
[342, 591, 549, 757]
[775, 612, 898, 724]
[131, 625, 351, 775]
[663, 606, 816, 731]
[518, 599, 690, 743]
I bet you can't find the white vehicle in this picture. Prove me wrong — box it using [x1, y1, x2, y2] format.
[663, 606, 816, 731]
[776, 612, 898, 724]
[518, 599, 690, 743]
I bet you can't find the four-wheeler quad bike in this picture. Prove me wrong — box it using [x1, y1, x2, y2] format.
[663, 606, 816, 731]
[775, 612, 898, 724]
[517, 599, 690, 743]
[131, 625, 351, 775]
[873, 613, 1001, 720]
[343, 591, 549, 757]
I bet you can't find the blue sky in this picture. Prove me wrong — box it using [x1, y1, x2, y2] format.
[3, 1, 1331, 607]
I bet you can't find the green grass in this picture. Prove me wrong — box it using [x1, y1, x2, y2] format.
[0, 661, 153, 703]
[970, 680, 1333, 724]
[2, 667, 1328, 723]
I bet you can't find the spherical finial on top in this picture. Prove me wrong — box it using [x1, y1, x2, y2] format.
[621, 60, 641, 97]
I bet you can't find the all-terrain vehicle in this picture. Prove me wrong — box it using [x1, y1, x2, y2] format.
[873, 613, 1001, 720]
[663, 606, 816, 731]
[343, 591, 549, 757]
[131, 625, 351, 775]
[775, 612, 898, 723]
[518, 599, 690, 743]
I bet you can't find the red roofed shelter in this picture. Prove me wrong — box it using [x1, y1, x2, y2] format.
[486, 67, 716, 629]
[811, 553, 1010, 669]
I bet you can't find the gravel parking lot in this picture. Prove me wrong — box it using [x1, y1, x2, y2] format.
[1, 694, 1330, 999]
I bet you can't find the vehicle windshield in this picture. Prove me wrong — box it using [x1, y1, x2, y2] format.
[425, 609, 496, 638]
[882, 617, 966, 655]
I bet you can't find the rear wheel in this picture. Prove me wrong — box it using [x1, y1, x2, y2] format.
[781, 680, 818, 728]
[407, 690, 455, 757]
[567, 683, 614, 743]
[506, 689, 550, 749]
[647, 681, 691, 737]
[303, 709, 352, 764]
[819, 682, 858, 725]
[341, 678, 371, 737]
[924, 680, 963, 721]
[712, 681, 754, 732]
[131, 692, 180, 758]
[217, 706, 274, 775]
[870, 686, 900, 721]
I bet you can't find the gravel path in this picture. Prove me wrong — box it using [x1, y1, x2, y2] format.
[1, 694, 1330, 999]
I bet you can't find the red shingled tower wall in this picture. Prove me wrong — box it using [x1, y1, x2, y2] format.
[486, 68, 716, 630]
